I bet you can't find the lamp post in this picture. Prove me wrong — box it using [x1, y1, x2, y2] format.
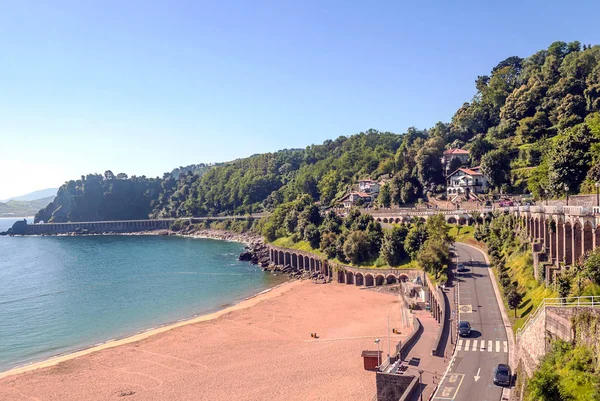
[418, 370, 424, 401]
[374, 338, 381, 369]
[595, 182, 599, 207]
[565, 186, 570, 206]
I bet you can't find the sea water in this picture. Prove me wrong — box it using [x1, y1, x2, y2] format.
[0, 219, 284, 372]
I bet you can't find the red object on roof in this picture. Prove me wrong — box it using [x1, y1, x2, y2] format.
[457, 168, 483, 176]
[443, 148, 470, 155]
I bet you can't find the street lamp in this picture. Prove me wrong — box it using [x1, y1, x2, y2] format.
[595, 182, 599, 207]
[418, 370, 424, 401]
[374, 338, 381, 369]
[565, 186, 570, 206]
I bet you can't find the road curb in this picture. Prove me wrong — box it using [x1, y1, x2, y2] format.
[458, 242, 514, 401]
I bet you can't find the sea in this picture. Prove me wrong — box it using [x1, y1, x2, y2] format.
[0, 217, 285, 373]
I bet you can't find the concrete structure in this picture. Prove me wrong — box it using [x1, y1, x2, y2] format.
[446, 166, 488, 197]
[510, 205, 600, 284]
[366, 208, 479, 226]
[4, 216, 255, 235]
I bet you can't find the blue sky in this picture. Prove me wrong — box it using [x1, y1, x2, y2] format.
[1, 0, 599, 199]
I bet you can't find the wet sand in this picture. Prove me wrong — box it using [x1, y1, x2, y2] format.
[0, 280, 408, 401]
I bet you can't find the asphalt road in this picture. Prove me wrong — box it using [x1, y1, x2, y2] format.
[433, 243, 508, 401]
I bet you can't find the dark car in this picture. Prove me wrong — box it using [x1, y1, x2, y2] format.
[458, 321, 471, 337]
[493, 364, 512, 386]
[457, 263, 467, 272]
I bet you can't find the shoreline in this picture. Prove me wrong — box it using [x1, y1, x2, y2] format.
[0, 279, 298, 380]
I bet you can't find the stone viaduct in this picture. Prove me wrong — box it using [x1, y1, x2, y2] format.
[267, 245, 445, 326]
[510, 205, 600, 284]
[365, 208, 478, 226]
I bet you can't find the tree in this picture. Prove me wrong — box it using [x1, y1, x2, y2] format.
[380, 225, 409, 266]
[343, 230, 371, 264]
[304, 223, 321, 249]
[506, 283, 523, 317]
[547, 124, 595, 196]
[378, 184, 391, 208]
[447, 157, 463, 174]
[404, 222, 428, 260]
[481, 149, 511, 189]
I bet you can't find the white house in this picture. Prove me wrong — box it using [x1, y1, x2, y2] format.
[446, 166, 488, 196]
[340, 192, 373, 208]
[358, 179, 380, 194]
[442, 148, 470, 174]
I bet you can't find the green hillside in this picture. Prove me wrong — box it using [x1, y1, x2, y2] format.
[36, 40, 600, 222]
[0, 196, 54, 218]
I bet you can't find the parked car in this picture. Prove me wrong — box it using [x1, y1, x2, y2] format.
[458, 321, 471, 337]
[457, 263, 467, 272]
[493, 364, 512, 386]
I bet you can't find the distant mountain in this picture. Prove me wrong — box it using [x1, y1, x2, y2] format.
[5, 188, 59, 202]
[0, 196, 55, 218]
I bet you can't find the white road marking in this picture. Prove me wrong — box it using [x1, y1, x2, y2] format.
[488, 340, 493, 352]
[496, 340, 500, 353]
[503, 341, 508, 353]
[471, 339, 478, 351]
[465, 339, 470, 351]
[474, 367, 481, 382]
[480, 340, 486, 351]
[457, 339, 463, 351]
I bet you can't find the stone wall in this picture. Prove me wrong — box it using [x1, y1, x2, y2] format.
[518, 306, 600, 377]
[517, 307, 547, 377]
[376, 373, 418, 401]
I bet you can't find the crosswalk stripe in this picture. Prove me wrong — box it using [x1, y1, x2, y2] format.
[480, 340, 486, 351]
[496, 340, 500, 353]
[465, 340, 470, 351]
[457, 339, 463, 351]
[488, 340, 493, 352]
[471, 339, 478, 351]
[503, 341, 508, 353]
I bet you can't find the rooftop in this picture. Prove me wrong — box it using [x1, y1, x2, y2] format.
[443, 148, 470, 155]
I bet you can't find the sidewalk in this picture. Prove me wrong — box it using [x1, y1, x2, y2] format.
[402, 281, 456, 401]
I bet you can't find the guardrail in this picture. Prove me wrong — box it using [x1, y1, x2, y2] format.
[516, 296, 600, 338]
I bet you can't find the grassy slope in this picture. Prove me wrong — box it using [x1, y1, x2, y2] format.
[499, 249, 557, 332]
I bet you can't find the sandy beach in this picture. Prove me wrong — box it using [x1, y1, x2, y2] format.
[0, 280, 408, 401]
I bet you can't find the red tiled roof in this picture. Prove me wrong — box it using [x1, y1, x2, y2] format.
[443, 148, 470, 155]
[340, 192, 372, 201]
[458, 168, 483, 176]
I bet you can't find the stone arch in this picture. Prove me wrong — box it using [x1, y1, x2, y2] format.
[403, 217, 412, 223]
[556, 218, 565, 263]
[395, 218, 401, 224]
[304, 256, 310, 270]
[386, 275, 397, 284]
[564, 221, 573, 265]
[375, 275, 385, 286]
[346, 271, 354, 285]
[458, 217, 466, 225]
[383, 218, 389, 223]
[324, 263, 329, 277]
[355, 273, 364, 286]
[447, 217, 457, 224]
[534, 217, 540, 239]
[377, 218, 382, 222]
[279, 251, 284, 265]
[338, 270, 345, 283]
[399, 274, 409, 283]
[573, 221, 582, 264]
[468, 218, 475, 226]
[291, 253, 298, 269]
[285, 252, 291, 266]
[298, 255, 304, 269]
[583, 221, 593, 257]
[365, 274, 374, 287]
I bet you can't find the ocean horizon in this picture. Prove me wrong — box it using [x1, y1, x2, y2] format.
[0, 220, 285, 373]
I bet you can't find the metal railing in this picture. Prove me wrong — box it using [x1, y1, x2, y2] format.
[516, 296, 600, 338]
